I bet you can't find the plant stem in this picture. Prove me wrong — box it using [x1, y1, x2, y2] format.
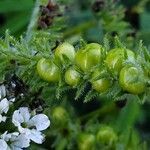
[26, 0, 41, 41]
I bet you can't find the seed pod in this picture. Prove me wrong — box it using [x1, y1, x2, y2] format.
[75, 43, 104, 72]
[37, 58, 60, 82]
[65, 68, 81, 87]
[78, 133, 95, 150]
[105, 48, 135, 75]
[97, 125, 118, 146]
[51, 106, 69, 126]
[55, 42, 75, 64]
[119, 66, 146, 94]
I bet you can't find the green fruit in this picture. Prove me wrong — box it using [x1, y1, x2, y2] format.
[92, 79, 110, 93]
[78, 133, 95, 150]
[65, 68, 80, 87]
[37, 58, 60, 82]
[52, 106, 68, 126]
[105, 48, 135, 75]
[119, 66, 146, 94]
[91, 68, 111, 93]
[55, 42, 75, 63]
[75, 43, 104, 72]
[97, 126, 118, 145]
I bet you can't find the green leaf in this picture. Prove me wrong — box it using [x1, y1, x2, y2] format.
[0, 13, 30, 35]
[115, 98, 140, 147]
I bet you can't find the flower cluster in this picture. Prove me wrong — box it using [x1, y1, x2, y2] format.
[0, 84, 50, 150]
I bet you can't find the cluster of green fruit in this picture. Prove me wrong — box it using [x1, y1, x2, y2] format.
[37, 42, 149, 95]
[51, 106, 117, 150]
[78, 125, 117, 150]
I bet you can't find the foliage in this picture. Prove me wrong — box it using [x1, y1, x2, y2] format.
[0, 0, 150, 149]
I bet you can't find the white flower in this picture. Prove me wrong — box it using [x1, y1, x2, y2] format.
[0, 98, 10, 123]
[0, 84, 6, 99]
[0, 84, 15, 103]
[10, 133, 30, 150]
[12, 107, 50, 144]
[0, 139, 8, 150]
[23, 128, 45, 144]
[0, 131, 30, 150]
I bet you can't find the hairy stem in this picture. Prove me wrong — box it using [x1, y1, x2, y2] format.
[26, 0, 41, 41]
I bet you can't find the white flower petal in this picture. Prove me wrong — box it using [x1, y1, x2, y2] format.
[11, 134, 30, 148]
[12, 110, 24, 127]
[11, 146, 22, 150]
[28, 129, 45, 144]
[18, 107, 31, 123]
[0, 139, 8, 150]
[2, 116, 7, 122]
[0, 84, 6, 99]
[8, 132, 19, 141]
[1, 131, 9, 141]
[17, 126, 31, 135]
[0, 115, 7, 123]
[0, 114, 3, 123]
[9, 97, 16, 103]
[0, 98, 9, 113]
[28, 114, 50, 131]
[1, 132, 20, 143]
[12, 107, 31, 127]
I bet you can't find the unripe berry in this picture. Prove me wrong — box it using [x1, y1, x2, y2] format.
[52, 106, 69, 126]
[97, 126, 118, 146]
[78, 133, 95, 150]
[55, 42, 75, 64]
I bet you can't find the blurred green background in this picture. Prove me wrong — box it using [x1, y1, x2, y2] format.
[0, 0, 34, 36]
[0, 0, 150, 45]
